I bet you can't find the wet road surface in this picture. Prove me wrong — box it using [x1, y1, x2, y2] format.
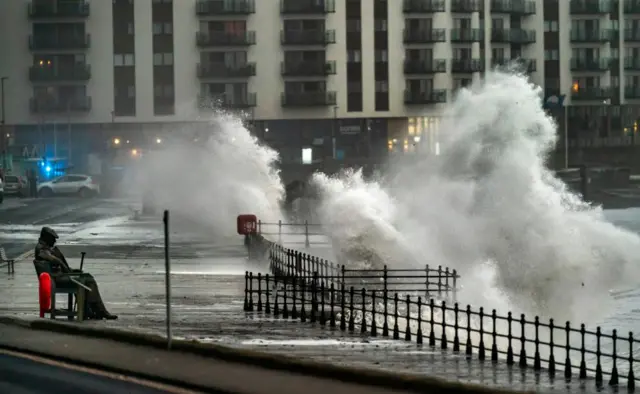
[0, 349, 194, 394]
[0, 199, 616, 393]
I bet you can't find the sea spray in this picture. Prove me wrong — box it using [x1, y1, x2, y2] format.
[139, 113, 286, 239]
[311, 70, 640, 324]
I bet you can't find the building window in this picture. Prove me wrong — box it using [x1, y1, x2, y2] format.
[374, 50, 388, 63]
[127, 22, 134, 35]
[114, 53, 135, 66]
[544, 50, 559, 61]
[154, 84, 174, 98]
[153, 53, 173, 66]
[301, 148, 313, 164]
[375, 81, 388, 92]
[127, 85, 135, 98]
[544, 21, 559, 32]
[153, 22, 173, 35]
[347, 50, 361, 63]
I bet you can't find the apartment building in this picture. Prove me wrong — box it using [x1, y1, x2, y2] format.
[0, 0, 639, 170]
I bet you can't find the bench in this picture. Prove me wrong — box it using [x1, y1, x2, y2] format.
[34, 260, 91, 321]
[0, 247, 15, 274]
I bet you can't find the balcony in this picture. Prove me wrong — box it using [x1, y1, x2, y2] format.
[404, 59, 447, 74]
[29, 64, 91, 82]
[625, 57, 640, 70]
[570, 58, 612, 71]
[492, 58, 536, 72]
[196, 63, 256, 78]
[281, 61, 336, 76]
[281, 30, 336, 45]
[28, 1, 90, 19]
[404, 90, 447, 104]
[281, 91, 336, 107]
[571, 87, 612, 101]
[196, 31, 256, 47]
[403, 28, 446, 43]
[626, 87, 640, 99]
[490, 0, 536, 15]
[451, 59, 484, 73]
[403, 0, 445, 13]
[30, 96, 92, 113]
[625, 0, 640, 13]
[570, 29, 614, 42]
[450, 28, 483, 42]
[625, 29, 640, 41]
[195, 0, 255, 15]
[570, 0, 614, 14]
[29, 34, 90, 50]
[199, 93, 257, 109]
[451, 0, 482, 12]
[281, 0, 335, 14]
[490, 28, 535, 44]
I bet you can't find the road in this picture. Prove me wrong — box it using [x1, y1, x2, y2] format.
[0, 349, 196, 394]
[0, 197, 608, 393]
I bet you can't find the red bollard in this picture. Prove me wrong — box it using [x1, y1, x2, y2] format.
[38, 273, 52, 318]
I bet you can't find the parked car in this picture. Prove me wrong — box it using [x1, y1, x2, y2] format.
[38, 174, 100, 198]
[0, 177, 3, 203]
[3, 175, 28, 197]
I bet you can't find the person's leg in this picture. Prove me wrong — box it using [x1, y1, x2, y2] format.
[81, 274, 117, 320]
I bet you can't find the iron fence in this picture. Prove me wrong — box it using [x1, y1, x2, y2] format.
[256, 220, 327, 247]
[243, 269, 638, 392]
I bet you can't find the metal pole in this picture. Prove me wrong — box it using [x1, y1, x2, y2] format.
[163, 209, 172, 350]
[332, 106, 337, 159]
[1, 77, 7, 172]
[564, 103, 569, 168]
[67, 103, 71, 163]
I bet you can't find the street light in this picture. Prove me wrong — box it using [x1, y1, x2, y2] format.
[113, 137, 121, 145]
[156, 138, 162, 144]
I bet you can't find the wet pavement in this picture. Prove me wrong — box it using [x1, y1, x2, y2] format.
[0, 198, 621, 393]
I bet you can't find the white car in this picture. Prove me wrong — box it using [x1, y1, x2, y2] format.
[38, 174, 100, 198]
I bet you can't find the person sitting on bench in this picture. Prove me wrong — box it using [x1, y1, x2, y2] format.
[35, 227, 118, 320]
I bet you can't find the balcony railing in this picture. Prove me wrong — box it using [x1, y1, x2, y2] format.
[28, 1, 90, 18]
[196, 31, 256, 47]
[403, 59, 447, 74]
[281, 0, 335, 14]
[451, 59, 484, 73]
[490, 28, 535, 44]
[281, 29, 336, 45]
[195, 0, 255, 15]
[624, 57, 640, 70]
[450, 0, 482, 12]
[570, 29, 614, 42]
[402, 0, 445, 13]
[570, 0, 614, 14]
[281, 61, 336, 76]
[281, 91, 337, 107]
[403, 28, 446, 43]
[492, 58, 536, 72]
[625, 86, 640, 99]
[30, 96, 92, 113]
[196, 63, 256, 78]
[29, 34, 91, 50]
[29, 64, 91, 82]
[199, 93, 257, 109]
[624, 29, 640, 41]
[450, 28, 483, 42]
[570, 58, 612, 71]
[571, 87, 612, 101]
[625, 0, 640, 13]
[404, 89, 447, 104]
[490, 0, 536, 15]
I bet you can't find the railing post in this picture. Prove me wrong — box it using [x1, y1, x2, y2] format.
[548, 318, 555, 375]
[610, 329, 619, 386]
[491, 310, 498, 362]
[311, 272, 318, 323]
[506, 312, 514, 365]
[520, 314, 527, 368]
[404, 295, 411, 341]
[465, 304, 472, 357]
[478, 307, 485, 361]
[564, 321, 572, 379]
[453, 303, 460, 352]
[329, 283, 336, 328]
[628, 332, 635, 392]
[429, 298, 436, 346]
[300, 272, 307, 323]
[382, 267, 389, 337]
[596, 327, 603, 386]
[282, 275, 289, 318]
[348, 287, 355, 332]
[265, 274, 271, 314]
[278, 219, 282, 244]
[248, 272, 254, 311]
[319, 281, 326, 326]
[257, 273, 263, 312]
[304, 220, 310, 248]
[440, 301, 447, 349]
[437, 265, 442, 295]
[361, 288, 367, 334]
[291, 270, 298, 319]
[244, 271, 250, 311]
[370, 291, 377, 337]
[393, 293, 399, 339]
[416, 297, 423, 345]
[340, 282, 346, 331]
[534, 316, 541, 370]
[425, 264, 430, 295]
[579, 324, 586, 379]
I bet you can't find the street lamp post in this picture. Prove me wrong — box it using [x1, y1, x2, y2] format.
[1, 77, 8, 172]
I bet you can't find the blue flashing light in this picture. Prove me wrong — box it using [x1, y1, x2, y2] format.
[45, 166, 51, 173]
[39, 161, 44, 167]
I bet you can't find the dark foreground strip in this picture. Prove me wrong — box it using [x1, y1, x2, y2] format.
[0, 317, 530, 394]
